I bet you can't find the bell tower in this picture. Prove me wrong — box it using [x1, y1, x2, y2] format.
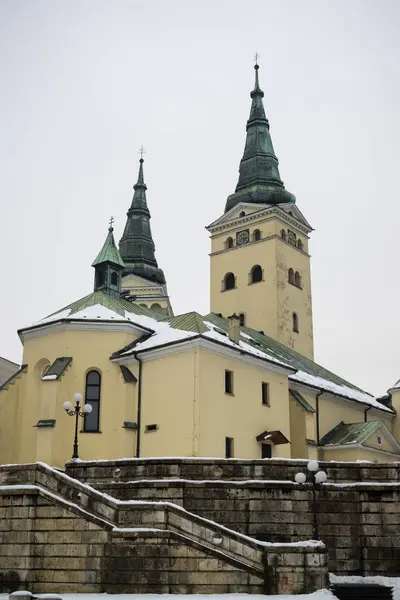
[207, 63, 314, 359]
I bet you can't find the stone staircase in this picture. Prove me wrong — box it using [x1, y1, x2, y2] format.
[0, 462, 327, 594]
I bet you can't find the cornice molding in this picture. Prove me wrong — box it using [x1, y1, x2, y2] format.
[115, 336, 293, 376]
[207, 206, 312, 236]
[19, 319, 149, 343]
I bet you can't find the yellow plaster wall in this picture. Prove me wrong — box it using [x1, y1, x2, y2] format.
[139, 350, 197, 457]
[0, 373, 27, 464]
[210, 237, 279, 338]
[197, 348, 291, 459]
[210, 213, 313, 359]
[390, 390, 400, 441]
[12, 328, 139, 468]
[289, 397, 308, 458]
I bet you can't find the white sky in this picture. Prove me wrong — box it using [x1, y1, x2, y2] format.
[0, 0, 399, 396]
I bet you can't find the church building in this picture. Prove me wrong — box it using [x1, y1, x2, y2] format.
[1, 64, 399, 469]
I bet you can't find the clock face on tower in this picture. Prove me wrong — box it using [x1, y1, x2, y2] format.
[236, 229, 250, 246]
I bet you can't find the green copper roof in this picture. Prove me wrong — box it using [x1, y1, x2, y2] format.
[319, 421, 385, 446]
[119, 159, 166, 285]
[225, 64, 295, 212]
[204, 313, 366, 392]
[92, 227, 125, 268]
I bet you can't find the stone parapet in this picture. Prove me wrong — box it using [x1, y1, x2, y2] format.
[65, 457, 400, 485]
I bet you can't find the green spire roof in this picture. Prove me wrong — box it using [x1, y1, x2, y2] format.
[225, 64, 295, 212]
[92, 226, 125, 268]
[119, 158, 166, 285]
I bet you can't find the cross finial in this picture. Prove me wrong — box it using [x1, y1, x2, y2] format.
[109, 215, 114, 231]
[254, 52, 260, 66]
[138, 145, 146, 161]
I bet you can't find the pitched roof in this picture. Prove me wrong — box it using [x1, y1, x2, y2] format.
[320, 421, 387, 446]
[290, 389, 315, 413]
[41, 357, 72, 381]
[20, 294, 393, 415]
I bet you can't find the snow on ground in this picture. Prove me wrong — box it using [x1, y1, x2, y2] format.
[0, 593, 336, 600]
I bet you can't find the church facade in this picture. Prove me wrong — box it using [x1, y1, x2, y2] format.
[1, 65, 399, 469]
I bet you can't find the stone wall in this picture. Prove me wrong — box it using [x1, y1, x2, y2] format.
[0, 463, 328, 595]
[66, 458, 400, 577]
[65, 457, 400, 485]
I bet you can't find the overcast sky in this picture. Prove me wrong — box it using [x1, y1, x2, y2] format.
[1, 0, 399, 395]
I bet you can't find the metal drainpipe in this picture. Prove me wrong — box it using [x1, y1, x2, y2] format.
[135, 355, 143, 458]
[364, 405, 372, 422]
[315, 390, 324, 446]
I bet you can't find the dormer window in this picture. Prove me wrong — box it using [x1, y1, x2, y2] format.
[111, 272, 118, 286]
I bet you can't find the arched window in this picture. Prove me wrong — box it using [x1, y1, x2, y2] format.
[151, 303, 162, 312]
[250, 265, 263, 284]
[294, 271, 301, 288]
[84, 371, 101, 432]
[226, 237, 234, 249]
[253, 229, 261, 241]
[239, 313, 245, 326]
[297, 239, 303, 251]
[288, 268, 294, 284]
[292, 312, 299, 333]
[111, 272, 118, 286]
[239, 211, 245, 217]
[224, 272, 236, 291]
[281, 229, 287, 241]
[139, 303, 147, 308]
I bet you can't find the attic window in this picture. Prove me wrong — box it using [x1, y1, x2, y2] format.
[239, 211, 245, 217]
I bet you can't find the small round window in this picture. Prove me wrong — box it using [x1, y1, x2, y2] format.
[377, 435, 382, 446]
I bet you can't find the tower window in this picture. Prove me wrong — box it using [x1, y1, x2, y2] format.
[294, 271, 302, 288]
[225, 370, 234, 394]
[239, 211, 245, 218]
[292, 312, 299, 333]
[111, 272, 118, 286]
[297, 239, 303, 251]
[262, 382, 270, 406]
[83, 370, 101, 432]
[281, 229, 287, 241]
[250, 265, 263, 284]
[253, 229, 261, 241]
[288, 268, 294, 285]
[223, 272, 236, 291]
[226, 237, 234, 249]
[239, 313, 245, 326]
[225, 437, 234, 458]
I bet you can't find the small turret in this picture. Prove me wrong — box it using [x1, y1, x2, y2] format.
[92, 219, 125, 299]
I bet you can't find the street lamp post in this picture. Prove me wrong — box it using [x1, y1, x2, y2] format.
[294, 460, 328, 540]
[63, 393, 93, 460]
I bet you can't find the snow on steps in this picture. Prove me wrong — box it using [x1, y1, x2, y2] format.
[0, 462, 323, 577]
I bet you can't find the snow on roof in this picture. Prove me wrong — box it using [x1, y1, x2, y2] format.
[290, 370, 393, 413]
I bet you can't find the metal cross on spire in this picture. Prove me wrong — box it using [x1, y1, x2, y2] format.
[109, 216, 114, 231]
[138, 145, 146, 160]
[254, 52, 260, 66]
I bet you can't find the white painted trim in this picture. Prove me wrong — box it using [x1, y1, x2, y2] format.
[19, 319, 150, 342]
[115, 336, 293, 375]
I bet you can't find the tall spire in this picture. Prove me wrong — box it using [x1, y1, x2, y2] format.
[92, 220, 125, 299]
[225, 63, 295, 213]
[119, 157, 166, 285]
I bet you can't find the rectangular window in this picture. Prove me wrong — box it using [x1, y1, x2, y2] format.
[262, 382, 270, 406]
[225, 437, 234, 458]
[145, 424, 158, 432]
[262, 444, 272, 459]
[225, 370, 233, 394]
